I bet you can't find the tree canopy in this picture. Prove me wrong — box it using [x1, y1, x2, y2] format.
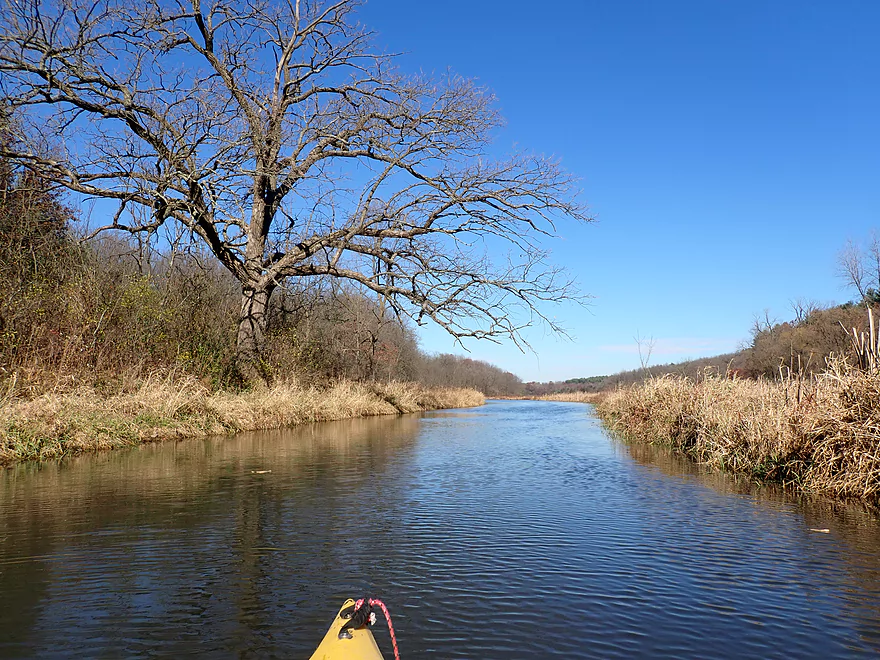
[0, 0, 589, 381]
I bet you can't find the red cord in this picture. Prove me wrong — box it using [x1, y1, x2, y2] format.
[353, 598, 400, 660]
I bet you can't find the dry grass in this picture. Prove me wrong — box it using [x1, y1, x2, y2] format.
[596, 359, 880, 501]
[535, 392, 605, 404]
[0, 376, 484, 466]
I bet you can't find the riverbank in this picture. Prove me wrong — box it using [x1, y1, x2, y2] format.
[534, 392, 604, 404]
[0, 378, 484, 466]
[593, 360, 880, 501]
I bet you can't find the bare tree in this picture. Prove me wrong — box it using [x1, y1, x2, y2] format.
[838, 233, 880, 303]
[634, 331, 656, 373]
[0, 0, 589, 382]
[751, 309, 778, 339]
[790, 297, 820, 324]
[839, 239, 868, 300]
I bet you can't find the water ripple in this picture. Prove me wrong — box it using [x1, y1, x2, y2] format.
[1, 401, 880, 658]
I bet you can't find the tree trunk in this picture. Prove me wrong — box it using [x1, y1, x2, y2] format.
[236, 285, 273, 384]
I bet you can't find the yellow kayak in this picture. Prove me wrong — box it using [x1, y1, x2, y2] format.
[309, 599, 385, 660]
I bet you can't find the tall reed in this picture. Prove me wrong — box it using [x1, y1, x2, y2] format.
[841, 306, 880, 373]
[596, 355, 880, 501]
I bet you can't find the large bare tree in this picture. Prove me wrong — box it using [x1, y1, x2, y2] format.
[0, 0, 589, 381]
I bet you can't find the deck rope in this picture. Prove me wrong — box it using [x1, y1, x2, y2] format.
[354, 597, 400, 660]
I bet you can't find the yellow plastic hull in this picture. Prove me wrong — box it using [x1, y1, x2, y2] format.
[309, 599, 384, 660]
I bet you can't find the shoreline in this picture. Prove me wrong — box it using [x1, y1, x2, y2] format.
[0, 378, 484, 467]
[588, 366, 880, 503]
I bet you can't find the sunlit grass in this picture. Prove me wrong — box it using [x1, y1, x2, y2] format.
[595, 357, 880, 500]
[535, 392, 604, 404]
[0, 376, 484, 466]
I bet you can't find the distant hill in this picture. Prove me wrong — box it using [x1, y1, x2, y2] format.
[524, 352, 743, 396]
[525, 302, 878, 395]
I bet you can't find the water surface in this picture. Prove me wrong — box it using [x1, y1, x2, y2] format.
[2, 400, 880, 658]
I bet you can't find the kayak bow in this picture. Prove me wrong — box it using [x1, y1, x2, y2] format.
[309, 599, 391, 660]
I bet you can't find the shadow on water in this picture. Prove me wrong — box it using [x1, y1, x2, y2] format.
[0, 415, 424, 657]
[620, 438, 880, 554]
[618, 437, 880, 651]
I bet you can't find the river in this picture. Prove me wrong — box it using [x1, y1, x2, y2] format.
[1, 400, 880, 658]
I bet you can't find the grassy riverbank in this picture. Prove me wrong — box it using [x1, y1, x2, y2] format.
[594, 360, 880, 501]
[534, 392, 604, 404]
[0, 378, 484, 466]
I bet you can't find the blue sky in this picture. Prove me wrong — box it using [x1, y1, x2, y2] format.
[356, 0, 880, 382]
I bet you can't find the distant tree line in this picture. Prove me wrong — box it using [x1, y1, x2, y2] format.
[741, 302, 874, 378]
[528, 231, 880, 393]
[530, 304, 879, 395]
[734, 234, 880, 379]
[0, 154, 524, 396]
[523, 354, 741, 395]
[529, 302, 878, 395]
[418, 354, 523, 397]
